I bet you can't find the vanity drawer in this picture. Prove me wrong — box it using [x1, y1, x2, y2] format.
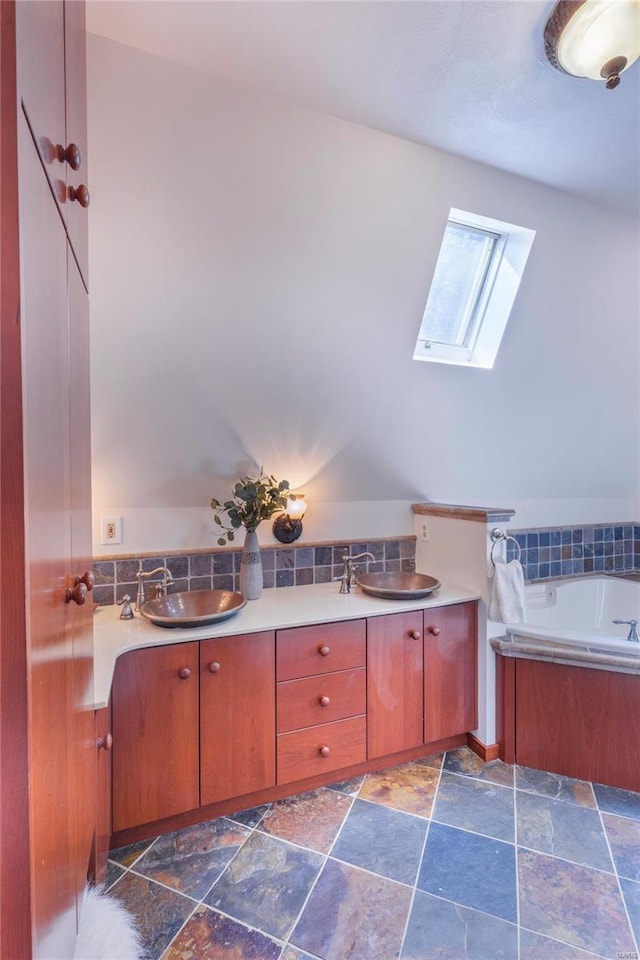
[276, 620, 366, 681]
[277, 667, 366, 733]
[277, 715, 366, 785]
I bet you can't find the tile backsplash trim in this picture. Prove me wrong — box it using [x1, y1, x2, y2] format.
[93, 537, 416, 607]
[507, 523, 638, 582]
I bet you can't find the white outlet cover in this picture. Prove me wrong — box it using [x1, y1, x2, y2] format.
[101, 516, 122, 545]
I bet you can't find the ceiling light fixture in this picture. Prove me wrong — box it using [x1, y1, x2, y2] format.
[544, 0, 640, 89]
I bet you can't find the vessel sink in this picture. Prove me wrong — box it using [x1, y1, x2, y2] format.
[140, 588, 247, 628]
[355, 571, 441, 600]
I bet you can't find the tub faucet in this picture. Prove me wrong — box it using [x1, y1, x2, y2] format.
[135, 566, 174, 611]
[334, 552, 375, 594]
[613, 619, 640, 642]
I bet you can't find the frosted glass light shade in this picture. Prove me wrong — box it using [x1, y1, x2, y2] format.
[545, 0, 640, 87]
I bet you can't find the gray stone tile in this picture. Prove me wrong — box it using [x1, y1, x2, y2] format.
[594, 782, 640, 821]
[433, 771, 515, 842]
[517, 790, 613, 872]
[516, 766, 596, 807]
[331, 798, 428, 884]
[417, 822, 517, 923]
[204, 832, 323, 940]
[401, 890, 518, 959]
[603, 812, 640, 880]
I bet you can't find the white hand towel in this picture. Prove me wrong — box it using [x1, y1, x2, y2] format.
[489, 559, 526, 624]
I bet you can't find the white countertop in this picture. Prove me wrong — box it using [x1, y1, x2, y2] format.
[92, 579, 479, 709]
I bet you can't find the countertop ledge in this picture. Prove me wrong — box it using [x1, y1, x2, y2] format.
[92, 579, 480, 709]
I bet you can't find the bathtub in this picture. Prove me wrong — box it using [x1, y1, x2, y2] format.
[504, 575, 640, 658]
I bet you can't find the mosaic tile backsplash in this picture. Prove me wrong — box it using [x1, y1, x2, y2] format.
[506, 524, 639, 582]
[92, 538, 416, 607]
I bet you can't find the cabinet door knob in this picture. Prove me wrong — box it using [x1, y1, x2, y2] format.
[75, 570, 94, 591]
[65, 581, 87, 605]
[410, 630, 422, 640]
[68, 184, 90, 208]
[97, 733, 113, 751]
[319, 695, 331, 707]
[178, 667, 191, 680]
[208, 661, 221, 673]
[57, 142, 82, 170]
[318, 645, 331, 657]
[319, 745, 330, 757]
[427, 625, 441, 636]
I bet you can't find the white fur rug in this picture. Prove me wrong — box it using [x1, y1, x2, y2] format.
[74, 886, 144, 960]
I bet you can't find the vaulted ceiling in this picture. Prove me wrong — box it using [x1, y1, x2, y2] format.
[87, 1, 639, 217]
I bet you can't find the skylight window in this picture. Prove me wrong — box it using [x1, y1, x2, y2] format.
[413, 208, 535, 369]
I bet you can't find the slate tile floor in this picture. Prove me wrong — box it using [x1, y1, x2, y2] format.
[106, 748, 640, 960]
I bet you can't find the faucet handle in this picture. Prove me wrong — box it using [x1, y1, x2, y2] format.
[613, 619, 639, 641]
[118, 594, 134, 620]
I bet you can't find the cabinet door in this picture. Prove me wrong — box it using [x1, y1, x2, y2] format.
[95, 706, 113, 884]
[63, 0, 89, 284]
[15, 1, 67, 218]
[112, 643, 199, 832]
[200, 632, 276, 806]
[19, 115, 77, 960]
[424, 602, 477, 743]
[367, 612, 424, 759]
[68, 252, 95, 908]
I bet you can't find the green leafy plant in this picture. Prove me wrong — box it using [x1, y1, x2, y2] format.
[211, 470, 290, 546]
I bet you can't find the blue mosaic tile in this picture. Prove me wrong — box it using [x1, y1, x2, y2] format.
[561, 530, 572, 545]
[550, 531, 562, 546]
[276, 569, 294, 588]
[603, 527, 614, 541]
[295, 547, 314, 568]
[538, 531, 550, 547]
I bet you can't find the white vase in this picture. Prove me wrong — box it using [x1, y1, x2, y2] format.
[239, 528, 263, 600]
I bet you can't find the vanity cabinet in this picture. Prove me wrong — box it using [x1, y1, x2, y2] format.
[276, 621, 367, 783]
[109, 602, 478, 845]
[112, 643, 199, 832]
[200, 632, 276, 805]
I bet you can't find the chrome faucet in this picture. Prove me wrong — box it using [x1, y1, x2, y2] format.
[613, 618, 640, 642]
[334, 552, 375, 594]
[135, 566, 174, 611]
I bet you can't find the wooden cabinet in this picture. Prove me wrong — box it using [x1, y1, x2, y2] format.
[15, 0, 89, 282]
[200, 632, 276, 806]
[276, 621, 367, 783]
[112, 644, 199, 832]
[424, 601, 477, 742]
[508, 659, 640, 793]
[95, 706, 113, 884]
[109, 603, 477, 845]
[367, 604, 478, 759]
[1, 2, 92, 954]
[367, 612, 424, 758]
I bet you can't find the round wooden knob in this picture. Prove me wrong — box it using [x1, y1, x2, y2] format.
[410, 630, 422, 640]
[208, 661, 221, 673]
[97, 733, 113, 751]
[427, 625, 441, 636]
[75, 570, 94, 591]
[65, 581, 87, 605]
[319, 696, 331, 707]
[318, 645, 331, 657]
[57, 143, 82, 170]
[68, 184, 90, 207]
[178, 667, 191, 680]
[319, 745, 330, 757]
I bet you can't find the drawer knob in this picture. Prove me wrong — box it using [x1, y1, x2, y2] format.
[410, 630, 422, 640]
[97, 732, 113, 751]
[68, 184, 90, 208]
[319, 695, 331, 707]
[319, 745, 330, 757]
[208, 661, 221, 673]
[318, 645, 331, 657]
[427, 625, 441, 636]
[178, 667, 191, 680]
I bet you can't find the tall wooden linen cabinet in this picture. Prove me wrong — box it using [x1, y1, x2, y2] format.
[0, 2, 95, 958]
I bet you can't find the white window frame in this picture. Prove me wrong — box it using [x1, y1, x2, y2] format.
[413, 208, 536, 370]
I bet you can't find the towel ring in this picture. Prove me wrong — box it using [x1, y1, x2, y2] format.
[490, 528, 521, 566]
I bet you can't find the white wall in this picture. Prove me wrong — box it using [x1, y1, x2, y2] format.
[87, 35, 640, 556]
